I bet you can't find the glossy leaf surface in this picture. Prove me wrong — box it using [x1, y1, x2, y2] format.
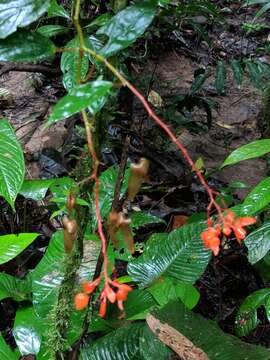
[0, 118, 25, 208]
[240, 177, 270, 215]
[0, 336, 18, 360]
[97, 1, 157, 57]
[47, 0, 70, 19]
[128, 222, 211, 287]
[80, 322, 170, 360]
[0, 233, 38, 264]
[245, 222, 270, 264]
[0, 0, 50, 39]
[0, 30, 56, 62]
[235, 288, 270, 337]
[151, 300, 270, 360]
[0, 273, 31, 301]
[131, 212, 165, 230]
[48, 81, 112, 124]
[222, 139, 270, 167]
[13, 307, 46, 356]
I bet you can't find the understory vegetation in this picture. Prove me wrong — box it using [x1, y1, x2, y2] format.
[1, 0, 270, 359]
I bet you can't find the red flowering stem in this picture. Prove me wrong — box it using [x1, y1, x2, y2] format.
[81, 111, 109, 282]
[80, 46, 223, 219]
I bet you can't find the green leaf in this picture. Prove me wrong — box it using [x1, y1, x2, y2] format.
[0, 335, 19, 360]
[0, 30, 56, 62]
[0, 233, 39, 264]
[96, 1, 157, 57]
[151, 300, 270, 360]
[85, 13, 113, 30]
[32, 231, 100, 318]
[128, 222, 211, 287]
[80, 322, 171, 360]
[215, 60, 227, 94]
[31, 231, 66, 318]
[0, 118, 25, 209]
[222, 140, 270, 167]
[244, 222, 270, 264]
[235, 288, 270, 337]
[13, 307, 46, 356]
[47, 0, 70, 19]
[148, 277, 200, 309]
[20, 179, 54, 200]
[0, 0, 50, 39]
[230, 59, 244, 88]
[124, 289, 157, 320]
[244, 59, 261, 88]
[48, 81, 113, 125]
[131, 212, 165, 230]
[240, 177, 270, 215]
[61, 37, 90, 91]
[37, 25, 68, 38]
[20, 177, 75, 201]
[0, 273, 31, 301]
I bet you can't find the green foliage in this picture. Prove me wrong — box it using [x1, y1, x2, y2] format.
[128, 222, 211, 286]
[97, 1, 158, 57]
[245, 222, 270, 264]
[48, 81, 113, 124]
[0, 30, 56, 62]
[0, 273, 31, 301]
[0, 335, 19, 360]
[151, 300, 270, 359]
[222, 139, 270, 167]
[80, 322, 171, 360]
[0, 0, 50, 39]
[0, 119, 25, 209]
[2, 0, 270, 358]
[235, 288, 270, 337]
[0, 233, 39, 264]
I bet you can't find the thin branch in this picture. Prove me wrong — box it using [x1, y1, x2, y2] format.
[0, 63, 61, 77]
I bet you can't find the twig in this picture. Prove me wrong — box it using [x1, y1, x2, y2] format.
[0, 63, 61, 77]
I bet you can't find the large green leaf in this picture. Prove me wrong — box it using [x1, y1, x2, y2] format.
[235, 288, 270, 337]
[128, 222, 211, 287]
[48, 81, 113, 124]
[0, 233, 39, 264]
[80, 322, 171, 360]
[0, 335, 19, 360]
[151, 300, 270, 360]
[61, 37, 90, 91]
[0, 30, 56, 62]
[32, 231, 100, 318]
[0, 273, 31, 301]
[244, 222, 270, 264]
[20, 179, 54, 200]
[222, 140, 270, 168]
[123, 289, 157, 320]
[240, 177, 270, 215]
[13, 306, 47, 356]
[0, 0, 50, 39]
[96, 1, 157, 57]
[148, 277, 200, 309]
[31, 231, 66, 318]
[0, 118, 25, 209]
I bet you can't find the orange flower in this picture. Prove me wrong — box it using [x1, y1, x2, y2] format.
[201, 227, 221, 256]
[74, 293, 89, 310]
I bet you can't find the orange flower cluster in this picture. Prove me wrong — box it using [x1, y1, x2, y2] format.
[99, 281, 132, 317]
[74, 277, 132, 317]
[201, 211, 256, 256]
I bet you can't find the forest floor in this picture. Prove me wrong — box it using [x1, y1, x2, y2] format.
[1, 0, 270, 351]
